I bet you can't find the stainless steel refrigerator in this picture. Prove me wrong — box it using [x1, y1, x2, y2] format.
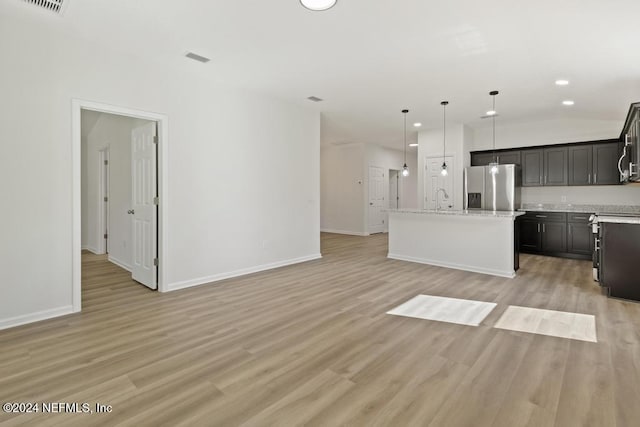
[463, 164, 521, 211]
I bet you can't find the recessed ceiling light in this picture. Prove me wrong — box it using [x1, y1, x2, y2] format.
[300, 0, 337, 11]
[413, 122, 422, 127]
[555, 79, 570, 86]
[562, 100, 575, 106]
[409, 143, 418, 147]
[486, 110, 497, 116]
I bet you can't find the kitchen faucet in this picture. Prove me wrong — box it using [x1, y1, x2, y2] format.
[436, 188, 449, 210]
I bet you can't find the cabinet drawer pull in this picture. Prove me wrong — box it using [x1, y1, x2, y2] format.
[537, 223, 541, 233]
[535, 215, 547, 218]
[543, 223, 546, 232]
[573, 216, 587, 220]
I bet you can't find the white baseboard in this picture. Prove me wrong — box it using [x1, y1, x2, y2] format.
[108, 255, 132, 272]
[166, 253, 323, 292]
[0, 305, 74, 331]
[320, 229, 370, 236]
[387, 253, 516, 279]
[82, 245, 102, 254]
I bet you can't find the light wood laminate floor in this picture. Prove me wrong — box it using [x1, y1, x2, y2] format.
[1, 233, 640, 426]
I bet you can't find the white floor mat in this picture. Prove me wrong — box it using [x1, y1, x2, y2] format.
[494, 305, 597, 342]
[387, 294, 497, 327]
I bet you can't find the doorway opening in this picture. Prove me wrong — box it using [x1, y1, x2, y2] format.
[388, 169, 401, 209]
[73, 100, 169, 313]
[368, 165, 385, 234]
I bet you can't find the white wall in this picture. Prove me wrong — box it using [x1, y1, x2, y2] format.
[365, 144, 418, 209]
[471, 118, 621, 151]
[0, 7, 320, 328]
[81, 112, 152, 270]
[471, 118, 640, 206]
[321, 143, 367, 235]
[320, 143, 417, 235]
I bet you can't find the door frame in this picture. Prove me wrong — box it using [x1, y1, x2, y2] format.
[72, 99, 169, 313]
[97, 146, 110, 254]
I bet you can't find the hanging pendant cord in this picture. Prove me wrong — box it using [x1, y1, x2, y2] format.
[492, 96, 496, 160]
[403, 112, 407, 164]
[443, 103, 446, 161]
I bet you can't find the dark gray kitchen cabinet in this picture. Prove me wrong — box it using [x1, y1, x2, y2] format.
[542, 221, 567, 253]
[519, 219, 542, 252]
[474, 139, 619, 187]
[522, 149, 544, 186]
[568, 145, 593, 185]
[568, 141, 620, 186]
[592, 142, 620, 185]
[519, 211, 592, 260]
[600, 222, 640, 301]
[567, 219, 593, 256]
[470, 152, 495, 166]
[496, 150, 521, 165]
[543, 147, 568, 186]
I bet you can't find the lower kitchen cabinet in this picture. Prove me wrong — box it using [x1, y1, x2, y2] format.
[519, 219, 542, 252]
[567, 214, 593, 256]
[541, 221, 567, 253]
[518, 211, 593, 260]
[601, 222, 640, 301]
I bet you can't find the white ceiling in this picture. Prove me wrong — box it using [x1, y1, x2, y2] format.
[18, 0, 640, 148]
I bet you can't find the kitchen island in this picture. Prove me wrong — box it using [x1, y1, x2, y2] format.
[387, 209, 525, 278]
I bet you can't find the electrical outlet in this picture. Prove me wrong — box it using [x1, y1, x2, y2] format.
[561, 196, 567, 202]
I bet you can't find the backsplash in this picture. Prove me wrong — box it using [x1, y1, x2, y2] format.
[521, 185, 640, 207]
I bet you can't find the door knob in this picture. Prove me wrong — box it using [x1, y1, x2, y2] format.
[127, 209, 135, 214]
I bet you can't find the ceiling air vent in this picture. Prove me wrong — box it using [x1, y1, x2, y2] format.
[185, 52, 211, 63]
[307, 96, 323, 102]
[23, 0, 67, 14]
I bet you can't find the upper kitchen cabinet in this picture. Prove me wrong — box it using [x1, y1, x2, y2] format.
[476, 140, 620, 187]
[470, 152, 495, 166]
[568, 145, 593, 185]
[521, 147, 567, 186]
[471, 149, 521, 166]
[522, 149, 544, 186]
[568, 140, 620, 186]
[592, 142, 621, 185]
[543, 147, 568, 186]
[496, 150, 521, 165]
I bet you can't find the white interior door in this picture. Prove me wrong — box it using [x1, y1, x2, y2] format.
[368, 166, 385, 234]
[425, 156, 454, 210]
[131, 122, 157, 289]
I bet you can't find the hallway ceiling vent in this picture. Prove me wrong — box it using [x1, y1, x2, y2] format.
[307, 96, 323, 102]
[185, 52, 211, 63]
[23, 0, 67, 14]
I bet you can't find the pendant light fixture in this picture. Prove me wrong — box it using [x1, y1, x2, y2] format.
[401, 109, 410, 177]
[300, 0, 337, 11]
[489, 90, 499, 174]
[440, 101, 449, 176]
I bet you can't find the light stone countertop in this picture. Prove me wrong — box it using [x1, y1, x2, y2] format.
[520, 203, 640, 215]
[594, 216, 640, 225]
[386, 209, 525, 219]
